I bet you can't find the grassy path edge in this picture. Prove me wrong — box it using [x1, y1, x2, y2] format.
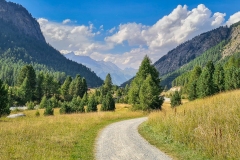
[138, 121, 208, 160]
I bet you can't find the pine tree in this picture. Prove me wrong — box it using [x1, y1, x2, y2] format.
[76, 96, 85, 113]
[44, 100, 54, 116]
[170, 91, 182, 107]
[18, 77, 32, 104]
[0, 80, 10, 117]
[128, 55, 163, 110]
[103, 73, 112, 96]
[17, 65, 36, 100]
[39, 95, 48, 109]
[86, 95, 97, 112]
[139, 75, 163, 110]
[101, 92, 115, 111]
[197, 67, 215, 98]
[188, 66, 201, 101]
[213, 64, 225, 92]
[61, 76, 72, 101]
[35, 72, 44, 102]
[81, 93, 88, 106]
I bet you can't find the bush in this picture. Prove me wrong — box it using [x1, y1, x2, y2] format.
[170, 91, 182, 107]
[26, 101, 35, 110]
[35, 110, 40, 116]
[43, 101, 54, 116]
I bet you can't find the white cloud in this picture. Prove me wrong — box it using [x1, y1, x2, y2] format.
[226, 11, 240, 26]
[62, 19, 71, 24]
[38, 5, 240, 70]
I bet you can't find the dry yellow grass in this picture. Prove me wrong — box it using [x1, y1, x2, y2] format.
[0, 104, 143, 160]
[140, 90, 240, 160]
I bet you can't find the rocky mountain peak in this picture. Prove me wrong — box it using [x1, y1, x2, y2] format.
[0, 0, 45, 42]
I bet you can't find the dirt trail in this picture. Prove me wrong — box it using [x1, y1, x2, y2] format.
[95, 117, 172, 160]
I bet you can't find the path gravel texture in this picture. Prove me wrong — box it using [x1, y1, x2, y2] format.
[95, 117, 172, 160]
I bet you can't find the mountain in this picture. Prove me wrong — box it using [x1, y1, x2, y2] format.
[157, 22, 240, 87]
[154, 26, 229, 76]
[0, 0, 103, 87]
[64, 52, 137, 86]
[121, 22, 240, 88]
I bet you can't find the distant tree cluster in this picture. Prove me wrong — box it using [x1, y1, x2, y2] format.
[172, 57, 240, 101]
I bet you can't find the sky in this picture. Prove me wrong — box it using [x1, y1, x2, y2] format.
[8, 0, 240, 69]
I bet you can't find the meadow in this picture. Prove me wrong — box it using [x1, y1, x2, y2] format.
[0, 104, 144, 160]
[139, 90, 240, 160]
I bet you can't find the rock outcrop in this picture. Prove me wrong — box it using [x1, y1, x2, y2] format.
[0, 0, 45, 42]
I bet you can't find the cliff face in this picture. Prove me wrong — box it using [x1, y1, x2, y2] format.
[0, 0, 45, 42]
[154, 26, 230, 76]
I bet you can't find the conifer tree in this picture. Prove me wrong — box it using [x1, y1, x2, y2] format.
[128, 55, 163, 110]
[103, 73, 113, 96]
[61, 76, 72, 101]
[86, 95, 97, 112]
[139, 75, 163, 110]
[213, 64, 225, 92]
[170, 91, 182, 107]
[197, 67, 215, 98]
[0, 80, 10, 117]
[39, 95, 48, 109]
[101, 92, 115, 111]
[35, 72, 44, 102]
[44, 100, 54, 116]
[18, 77, 32, 104]
[17, 65, 36, 100]
[188, 66, 202, 101]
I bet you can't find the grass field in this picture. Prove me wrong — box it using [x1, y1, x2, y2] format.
[139, 90, 240, 160]
[0, 104, 144, 160]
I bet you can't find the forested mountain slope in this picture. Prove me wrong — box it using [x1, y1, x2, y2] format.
[162, 22, 240, 87]
[154, 26, 229, 76]
[0, 0, 103, 87]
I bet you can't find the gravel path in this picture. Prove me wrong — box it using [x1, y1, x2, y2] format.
[95, 117, 172, 160]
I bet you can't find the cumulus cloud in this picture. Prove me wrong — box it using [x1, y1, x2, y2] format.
[62, 19, 71, 24]
[226, 11, 240, 26]
[38, 4, 240, 70]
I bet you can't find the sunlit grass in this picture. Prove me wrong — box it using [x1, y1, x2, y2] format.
[139, 90, 240, 160]
[0, 104, 144, 160]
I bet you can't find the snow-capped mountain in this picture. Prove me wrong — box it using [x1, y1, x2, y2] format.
[64, 52, 137, 85]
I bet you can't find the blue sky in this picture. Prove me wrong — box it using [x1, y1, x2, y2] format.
[8, 0, 240, 69]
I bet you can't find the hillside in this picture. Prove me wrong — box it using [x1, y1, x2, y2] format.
[154, 26, 229, 76]
[65, 52, 137, 85]
[161, 22, 240, 87]
[0, 0, 103, 87]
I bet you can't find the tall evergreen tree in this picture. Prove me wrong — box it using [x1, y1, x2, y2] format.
[35, 72, 44, 102]
[128, 55, 163, 110]
[61, 76, 72, 101]
[188, 66, 202, 101]
[101, 92, 115, 111]
[139, 75, 163, 110]
[0, 80, 10, 117]
[86, 95, 97, 112]
[213, 64, 225, 92]
[103, 73, 113, 96]
[18, 77, 32, 104]
[197, 67, 215, 98]
[17, 65, 36, 100]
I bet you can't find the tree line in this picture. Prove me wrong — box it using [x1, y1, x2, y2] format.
[0, 55, 166, 117]
[172, 56, 240, 101]
[0, 65, 116, 117]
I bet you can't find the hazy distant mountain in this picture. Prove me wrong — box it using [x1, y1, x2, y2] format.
[64, 52, 137, 85]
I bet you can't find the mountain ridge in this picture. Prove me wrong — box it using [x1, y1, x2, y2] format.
[64, 52, 137, 85]
[0, 1, 103, 87]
